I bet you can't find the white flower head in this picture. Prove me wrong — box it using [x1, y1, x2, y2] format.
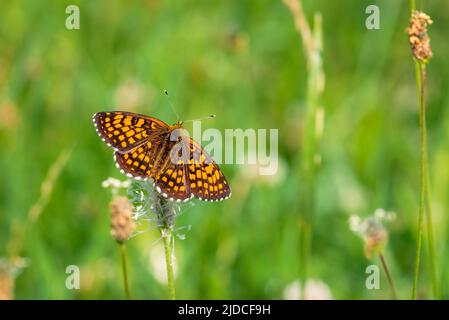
[349, 214, 362, 233]
[127, 180, 194, 234]
[102, 177, 131, 194]
[283, 279, 332, 300]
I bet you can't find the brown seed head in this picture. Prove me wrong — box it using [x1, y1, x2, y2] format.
[407, 11, 433, 63]
[362, 219, 388, 259]
[109, 196, 135, 244]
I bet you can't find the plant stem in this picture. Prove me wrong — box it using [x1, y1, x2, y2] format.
[119, 243, 131, 300]
[424, 154, 438, 298]
[7, 148, 72, 259]
[283, 0, 324, 297]
[162, 228, 176, 300]
[412, 62, 426, 300]
[408, 0, 437, 299]
[417, 63, 438, 299]
[379, 252, 397, 300]
[299, 220, 311, 298]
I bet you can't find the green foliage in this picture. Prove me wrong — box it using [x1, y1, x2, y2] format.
[1, 0, 449, 299]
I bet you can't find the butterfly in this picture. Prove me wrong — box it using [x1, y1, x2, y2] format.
[93, 111, 231, 202]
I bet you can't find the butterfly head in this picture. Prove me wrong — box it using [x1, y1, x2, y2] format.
[172, 120, 184, 129]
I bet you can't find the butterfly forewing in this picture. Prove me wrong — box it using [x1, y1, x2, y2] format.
[93, 111, 168, 153]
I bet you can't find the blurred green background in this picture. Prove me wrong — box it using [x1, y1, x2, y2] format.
[1, 0, 449, 299]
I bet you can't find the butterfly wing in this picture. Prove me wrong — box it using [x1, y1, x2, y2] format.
[93, 111, 168, 153]
[150, 137, 231, 202]
[186, 139, 231, 201]
[114, 141, 157, 180]
[154, 163, 192, 202]
[114, 136, 192, 201]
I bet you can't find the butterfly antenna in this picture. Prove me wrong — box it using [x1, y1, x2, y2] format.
[164, 90, 180, 121]
[183, 114, 216, 123]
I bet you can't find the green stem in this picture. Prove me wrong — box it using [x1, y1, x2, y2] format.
[424, 154, 438, 298]
[419, 65, 438, 299]
[414, 21, 438, 295]
[298, 12, 322, 297]
[409, 0, 437, 299]
[162, 228, 176, 300]
[379, 252, 397, 300]
[412, 62, 426, 300]
[119, 243, 131, 300]
[299, 220, 311, 298]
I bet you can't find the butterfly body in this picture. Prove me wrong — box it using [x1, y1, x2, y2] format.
[93, 111, 231, 202]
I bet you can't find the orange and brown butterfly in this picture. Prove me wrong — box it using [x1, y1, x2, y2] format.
[93, 111, 231, 202]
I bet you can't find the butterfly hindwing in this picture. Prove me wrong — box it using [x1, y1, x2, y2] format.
[113, 134, 192, 201]
[114, 141, 157, 180]
[187, 139, 231, 201]
[93, 111, 168, 153]
[154, 164, 191, 202]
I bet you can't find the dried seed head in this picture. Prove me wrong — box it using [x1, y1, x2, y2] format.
[110, 196, 136, 243]
[350, 209, 395, 259]
[407, 11, 433, 63]
[361, 217, 388, 259]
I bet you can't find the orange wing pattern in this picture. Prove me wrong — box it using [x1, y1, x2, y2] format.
[154, 164, 191, 201]
[186, 139, 231, 201]
[113, 141, 157, 180]
[94, 111, 231, 202]
[114, 139, 192, 201]
[93, 111, 168, 153]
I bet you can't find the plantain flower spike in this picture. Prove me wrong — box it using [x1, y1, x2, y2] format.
[407, 11, 433, 64]
[109, 196, 136, 244]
